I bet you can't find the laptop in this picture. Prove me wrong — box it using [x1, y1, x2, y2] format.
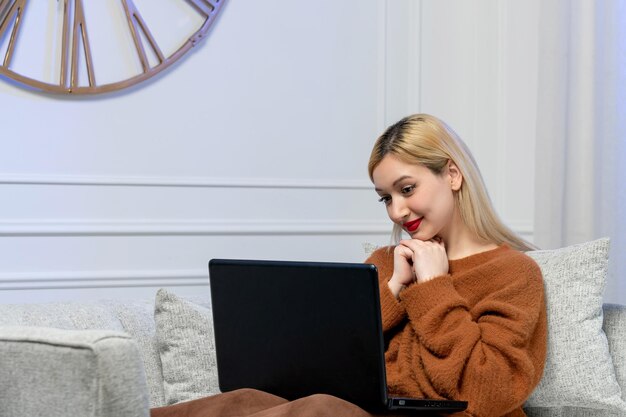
[208, 258, 468, 413]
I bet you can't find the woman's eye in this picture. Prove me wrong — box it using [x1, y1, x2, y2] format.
[401, 185, 415, 194]
[378, 196, 391, 205]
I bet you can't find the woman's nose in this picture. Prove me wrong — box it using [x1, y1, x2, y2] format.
[388, 199, 409, 222]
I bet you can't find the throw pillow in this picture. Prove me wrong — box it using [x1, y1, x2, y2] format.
[154, 289, 219, 405]
[362, 242, 381, 257]
[525, 238, 625, 411]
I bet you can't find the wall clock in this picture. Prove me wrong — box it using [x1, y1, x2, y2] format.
[0, 0, 226, 95]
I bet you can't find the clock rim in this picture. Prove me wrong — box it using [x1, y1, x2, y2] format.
[0, 1, 225, 95]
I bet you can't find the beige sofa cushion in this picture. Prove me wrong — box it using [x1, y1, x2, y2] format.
[0, 300, 166, 407]
[0, 326, 149, 417]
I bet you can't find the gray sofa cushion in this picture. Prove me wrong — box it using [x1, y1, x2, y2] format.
[101, 300, 167, 407]
[0, 326, 149, 417]
[603, 304, 626, 401]
[0, 302, 125, 330]
[525, 406, 626, 417]
[525, 238, 625, 411]
[154, 289, 219, 405]
[0, 300, 166, 408]
[524, 304, 626, 417]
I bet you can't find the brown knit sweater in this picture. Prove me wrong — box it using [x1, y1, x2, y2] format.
[365, 244, 547, 417]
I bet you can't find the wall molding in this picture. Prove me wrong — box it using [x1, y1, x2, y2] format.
[0, 174, 373, 190]
[0, 269, 207, 290]
[0, 219, 393, 236]
[0, 219, 533, 237]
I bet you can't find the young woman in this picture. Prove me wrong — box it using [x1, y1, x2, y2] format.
[365, 113, 547, 417]
[151, 114, 547, 417]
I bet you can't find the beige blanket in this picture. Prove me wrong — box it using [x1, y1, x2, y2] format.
[150, 388, 415, 417]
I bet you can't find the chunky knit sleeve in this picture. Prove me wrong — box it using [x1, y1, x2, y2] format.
[364, 246, 406, 332]
[399, 252, 547, 417]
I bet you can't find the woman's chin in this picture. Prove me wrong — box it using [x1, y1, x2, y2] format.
[408, 230, 437, 241]
[408, 231, 423, 240]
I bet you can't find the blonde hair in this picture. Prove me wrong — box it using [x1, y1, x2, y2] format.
[368, 114, 537, 252]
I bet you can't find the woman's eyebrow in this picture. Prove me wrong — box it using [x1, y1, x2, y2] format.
[375, 175, 414, 192]
[392, 175, 413, 187]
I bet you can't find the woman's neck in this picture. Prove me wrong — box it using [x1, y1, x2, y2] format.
[438, 213, 498, 261]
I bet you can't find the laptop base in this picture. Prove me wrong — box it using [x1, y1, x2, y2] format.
[387, 397, 468, 412]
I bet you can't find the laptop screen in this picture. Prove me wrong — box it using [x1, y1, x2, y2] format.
[208, 259, 388, 411]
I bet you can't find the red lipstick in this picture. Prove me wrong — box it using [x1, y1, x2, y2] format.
[403, 217, 422, 232]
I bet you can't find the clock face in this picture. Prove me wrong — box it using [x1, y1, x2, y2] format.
[0, 0, 226, 95]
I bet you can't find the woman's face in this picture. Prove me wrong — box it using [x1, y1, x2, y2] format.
[372, 154, 460, 241]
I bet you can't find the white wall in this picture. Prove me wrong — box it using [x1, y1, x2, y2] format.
[0, 0, 539, 303]
[386, 0, 540, 242]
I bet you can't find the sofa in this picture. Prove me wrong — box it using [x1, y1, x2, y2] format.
[1, 238, 625, 417]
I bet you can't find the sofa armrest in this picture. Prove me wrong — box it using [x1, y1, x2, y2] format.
[603, 303, 626, 400]
[0, 326, 150, 417]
